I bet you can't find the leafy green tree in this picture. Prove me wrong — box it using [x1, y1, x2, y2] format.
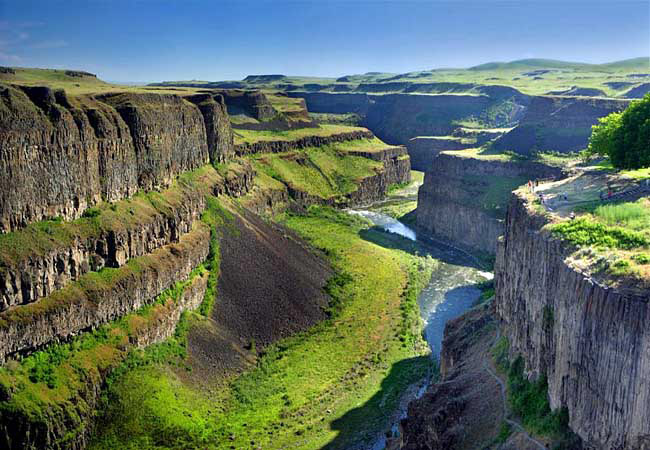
[587, 93, 650, 169]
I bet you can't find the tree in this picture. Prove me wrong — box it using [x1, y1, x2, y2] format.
[586, 93, 650, 169]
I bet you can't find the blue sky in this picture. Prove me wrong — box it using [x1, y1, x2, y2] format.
[0, 0, 648, 82]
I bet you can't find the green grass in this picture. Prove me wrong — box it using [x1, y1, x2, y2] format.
[461, 174, 530, 218]
[251, 145, 383, 201]
[507, 357, 570, 438]
[234, 124, 368, 145]
[550, 218, 648, 250]
[0, 266, 209, 447]
[309, 112, 363, 126]
[263, 92, 307, 113]
[593, 201, 650, 232]
[89, 206, 437, 449]
[0, 195, 230, 448]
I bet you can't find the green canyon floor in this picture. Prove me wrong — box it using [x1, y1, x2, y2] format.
[89, 203, 437, 449]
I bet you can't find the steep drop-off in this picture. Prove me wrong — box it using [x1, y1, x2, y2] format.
[495, 192, 650, 449]
[493, 95, 630, 154]
[0, 84, 233, 232]
[416, 152, 563, 253]
[289, 90, 529, 146]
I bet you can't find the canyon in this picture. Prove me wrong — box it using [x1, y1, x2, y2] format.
[0, 57, 648, 450]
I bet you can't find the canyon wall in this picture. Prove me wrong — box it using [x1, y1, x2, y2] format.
[290, 89, 529, 146]
[0, 224, 210, 362]
[0, 84, 234, 232]
[234, 129, 374, 155]
[493, 95, 630, 154]
[407, 136, 474, 171]
[495, 192, 650, 449]
[416, 153, 563, 253]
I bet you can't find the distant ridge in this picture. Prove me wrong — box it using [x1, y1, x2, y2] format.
[469, 57, 650, 71]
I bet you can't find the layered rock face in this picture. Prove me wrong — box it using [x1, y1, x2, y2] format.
[493, 95, 630, 154]
[234, 129, 374, 155]
[0, 225, 210, 362]
[0, 271, 209, 450]
[187, 93, 235, 162]
[216, 88, 278, 120]
[416, 153, 562, 253]
[0, 84, 234, 232]
[407, 136, 474, 171]
[97, 92, 209, 191]
[290, 90, 529, 145]
[495, 193, 650, 449]
[0, 161, 256, 312]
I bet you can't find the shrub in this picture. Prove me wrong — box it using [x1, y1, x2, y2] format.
[550, 218, 648, 250]
[82, 207, 101, 218]
[633, 253, 650, 264]
[507, 357, 569, 436]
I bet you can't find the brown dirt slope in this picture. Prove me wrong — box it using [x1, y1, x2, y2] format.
[187, 204, 332, 380]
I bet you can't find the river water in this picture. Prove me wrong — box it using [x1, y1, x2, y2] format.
[347, 177, 493, 449]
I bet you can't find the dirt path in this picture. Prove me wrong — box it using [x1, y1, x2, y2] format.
[484, 331, 547, 450]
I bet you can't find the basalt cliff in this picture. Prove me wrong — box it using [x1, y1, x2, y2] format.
[416, 152, 563, 254]
[495, 192, 650, 449]
[0, 81, 410, 449]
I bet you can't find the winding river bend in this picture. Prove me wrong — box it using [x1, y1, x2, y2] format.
[348, 175, 493, 448]
[348, 208, 492, 357]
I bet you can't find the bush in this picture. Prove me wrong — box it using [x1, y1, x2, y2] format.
[508, 357, 569, 436]
[586, 93, 650, 169]
[633, 253, 650, 264]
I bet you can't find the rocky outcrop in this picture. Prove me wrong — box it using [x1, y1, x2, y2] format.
[234, 129, 374, 155]
[97, 92, 209, 191]
[495, 192, 650, 449]
[0, 224, 210, 362]
[216, 88, 278, 120]
[0, 180, 211, 311]
[407, 137, 474, 171]
[0, 85, 234, 232]
[0, 271, 209, 450]
[0, 160, 257, 312]
[493, 95, 630, 154]
[401, 303, 503, 450]
[347, 146, 411, 200]
[187, 93, 235, 163]
[416, 153, 563, 253]
[624, 83, 650, 98]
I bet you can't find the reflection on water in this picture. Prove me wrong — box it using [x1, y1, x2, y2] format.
[348, 209, 417, 241]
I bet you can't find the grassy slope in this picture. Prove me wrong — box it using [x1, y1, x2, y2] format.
[233, 123, 367, 144]
[248, 143, 383, 201]
[0, 195, 228, 447]
[90, 207, 436, 449]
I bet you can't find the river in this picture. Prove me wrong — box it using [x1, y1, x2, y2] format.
[347, 174, 493, 449]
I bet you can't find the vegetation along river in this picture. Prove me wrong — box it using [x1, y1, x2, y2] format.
[348, 173, 493, 448]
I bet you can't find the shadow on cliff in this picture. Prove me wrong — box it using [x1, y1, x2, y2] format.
[323, 355, 432, 450]
[359, 227, 484, 270]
